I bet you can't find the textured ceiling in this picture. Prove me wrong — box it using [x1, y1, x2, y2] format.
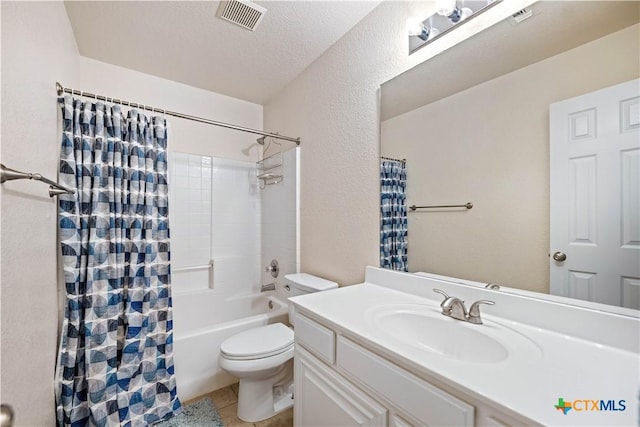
[381, 1, 640, 121]
[64, 1, 381, 105]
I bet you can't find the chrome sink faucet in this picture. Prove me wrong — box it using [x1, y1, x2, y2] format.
[433, 289, 495, 325]
[434, 289, 468, 321]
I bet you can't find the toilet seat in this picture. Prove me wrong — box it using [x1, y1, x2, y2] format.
[221, 323, 294, 360]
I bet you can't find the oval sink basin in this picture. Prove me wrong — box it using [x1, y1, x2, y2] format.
[368, 304, 542, 364]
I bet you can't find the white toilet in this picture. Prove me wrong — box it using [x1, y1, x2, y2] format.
[219, 273, 338, 422]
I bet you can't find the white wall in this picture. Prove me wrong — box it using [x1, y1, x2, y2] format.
[264, 0, 535, 286]
[79, 57, 263, 162]
[381, 24, 640, 294]
[0, 1, 80, 424]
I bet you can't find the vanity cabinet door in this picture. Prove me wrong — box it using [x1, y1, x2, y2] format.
[294, 345, 387, 427]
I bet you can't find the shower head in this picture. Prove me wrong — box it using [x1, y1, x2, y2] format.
[256, 136, 266, 145]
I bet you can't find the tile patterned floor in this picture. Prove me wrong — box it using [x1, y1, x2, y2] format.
[186, 384, 293, 427]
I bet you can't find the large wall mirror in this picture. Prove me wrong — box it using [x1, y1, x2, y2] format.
[380, 1, 639, 311]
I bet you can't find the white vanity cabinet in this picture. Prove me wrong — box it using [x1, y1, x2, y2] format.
[293, 310, 524, 427]
[295, 345, 387, 427]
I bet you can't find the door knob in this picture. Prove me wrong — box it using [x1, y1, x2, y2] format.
[552, 251, 567, 262]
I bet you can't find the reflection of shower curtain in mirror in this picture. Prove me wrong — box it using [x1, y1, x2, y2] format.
[380, 159, 408, 271]
[55, 95, 182, 426]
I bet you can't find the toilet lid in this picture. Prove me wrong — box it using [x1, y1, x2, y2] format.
[220, 323, 294, 360]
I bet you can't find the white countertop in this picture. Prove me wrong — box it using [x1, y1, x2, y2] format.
[290, 282, 640, 426]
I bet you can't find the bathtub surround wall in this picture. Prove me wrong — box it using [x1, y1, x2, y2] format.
[170, 153, 214, 293]
[262, 148, 300, 300]
[169, 150, 298, 291]
[264, 0, 537, 286]
[210, 157, 262, 295]
[170, 154, 266, 296]
[0, 2, 80, 424]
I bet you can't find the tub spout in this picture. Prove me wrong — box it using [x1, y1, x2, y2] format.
[261, 283, 276, 292]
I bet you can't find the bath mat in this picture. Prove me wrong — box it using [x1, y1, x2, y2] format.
[155, 397, 224, 427]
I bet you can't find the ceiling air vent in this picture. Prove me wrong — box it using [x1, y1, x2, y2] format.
[217, 0, 267, 31]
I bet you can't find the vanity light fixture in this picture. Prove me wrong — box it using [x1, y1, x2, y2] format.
[408, 0, 502, 55]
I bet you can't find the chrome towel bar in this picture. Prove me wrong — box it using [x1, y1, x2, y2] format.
[0, 163, 75, 197]
[409, 202, 473, 211]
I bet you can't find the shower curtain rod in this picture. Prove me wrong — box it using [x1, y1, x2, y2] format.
[381, 156, 406, 163]
[56, 82, 301, 145]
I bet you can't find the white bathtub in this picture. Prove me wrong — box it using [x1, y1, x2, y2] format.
[171, 291, 289, 401]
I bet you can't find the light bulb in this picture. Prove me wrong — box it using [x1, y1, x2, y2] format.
[458, 7, 473, 21]
[406, 17, 430, 41]
[436, 0, 474, 23]
[407, 17, 425, 36]
[436, 0, 457, 17]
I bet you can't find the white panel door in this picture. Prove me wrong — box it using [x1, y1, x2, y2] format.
[550, 79, 640, 308]
[294, 346, 387, 427]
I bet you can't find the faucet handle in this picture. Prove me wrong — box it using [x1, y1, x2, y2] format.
[467, 300, 495, 324]
[433, 289, 449, 305]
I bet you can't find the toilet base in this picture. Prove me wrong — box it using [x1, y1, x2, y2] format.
[237, 360, 293, 422]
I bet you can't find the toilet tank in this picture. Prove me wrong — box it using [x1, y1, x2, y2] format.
[285, 273, 338, 324]
[285, 273, 338, 296]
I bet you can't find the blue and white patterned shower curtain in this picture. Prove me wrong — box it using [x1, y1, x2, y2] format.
[380, 159, 408, 271]
[55, 95, 182, 426]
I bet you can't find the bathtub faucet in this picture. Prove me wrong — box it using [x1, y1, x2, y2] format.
[261, 283, 276, 292]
